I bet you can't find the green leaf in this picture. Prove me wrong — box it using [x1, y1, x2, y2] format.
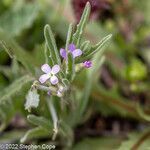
[65, 24, 74, 52]
[20, 127, 50, 143]
[44, 43, 53, 66]
[76, 34, 112, 63]
[0, 3, 39, 37]
[0, 30, 36, 74]
[25, 89, 40, 111]
[0, 130, 25, 143]
[118, 129, 150, 150]
[72, 2, 91, 47]
[0, 99, 15, 123]
[80, 40, 91, 52]
[66, 53, 75, 81]
[44, 24, 61, 66]
[11, 56, 20, 78]
[46, 97, 58, 140]
[0, 75, 33, 104]
[62, 78, 70, 88]
[73, 137, 122, 150]
[27, 115, 53, 131]
[78, 56, 105, 120]
[136, 103, 150, 122]
[0, 41, 13, 58]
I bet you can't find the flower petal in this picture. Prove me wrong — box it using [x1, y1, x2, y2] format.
[50, 76, 59, 85]
[51, 65, 60, 74]
[60, 48, 67, 59]
[83, 61, 92, 68]
[39, 74, 50, 84]
[72, 49, 82, 58]
[41, 64, 51, 73]
[47, 91, 51, 96]
[68, 44, 76, 52]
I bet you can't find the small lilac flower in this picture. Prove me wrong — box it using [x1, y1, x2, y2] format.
[83, 61, 92, 68]
[39, 64, 60, 85]
[60, 43, 82, 59]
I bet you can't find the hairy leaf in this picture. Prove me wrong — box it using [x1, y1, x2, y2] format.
[0, 30, 36, 74]
[80, 40, 91, 52]
[27, 115, 52, 131]
[20, 127, 50, 143]
[44, 24, 61, 66]
[0, 3, 39, 37]
[72, 2, 91, 47]
[0, 75, 33, 104]
[66, 53, 75, 81]
[76, 34, 112, 63]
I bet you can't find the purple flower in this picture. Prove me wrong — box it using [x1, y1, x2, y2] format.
[83, 61, 92, 68]
[39, 64, 60, 85]
[47, 91, 51, 96]
[60, 43, 82, 59]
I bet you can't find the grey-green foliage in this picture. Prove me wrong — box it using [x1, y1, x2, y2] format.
[21, 2, 112, 145]
[27, 115, 53, 131]
[66, 53, 75, 81]
[76, 34, 112, 63]
[20, 127, 50, 143]
[0, 2, 39, 37]
[118, 128, 150, 150]
[80, 40, 91, 52]
[0, 75, 34, 103]
[0, 99, 15, 124]
[73, 137, 122, 150]
[20, 115, 53, 143]
[0, 1, 113, 147]
[44, 24, 61, 66]
[0, 130, 25, 143]
[0, 30, 36, 74]
[72, 2, 91, 47]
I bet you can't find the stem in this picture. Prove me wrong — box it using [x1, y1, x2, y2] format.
[131, 130, 150, 150]
[46, 97, 58, 140]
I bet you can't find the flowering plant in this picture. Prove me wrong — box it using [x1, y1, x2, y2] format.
[0, 2, 112, 148]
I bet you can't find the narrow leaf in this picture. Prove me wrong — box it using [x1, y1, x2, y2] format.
[0, 29, 36, 74]
[72, 2, 91, 47]
[0, 99, 15, 123]
[20, 127, 50, 143]
[66, 53, 75, 81]
[76, 34, 112, 63]
[80, 40, 91, 52]
[44, 24, 61, 65]
[0, 41, 14, 58]
[0, 75, 33, 104]
[46, 97, 58, 140]
[78, 56, 105, 119]
[27, 115, 53, 131]
[65, 24, 74, 53]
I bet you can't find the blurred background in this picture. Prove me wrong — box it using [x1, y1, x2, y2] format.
[0, 0, 150, 149]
